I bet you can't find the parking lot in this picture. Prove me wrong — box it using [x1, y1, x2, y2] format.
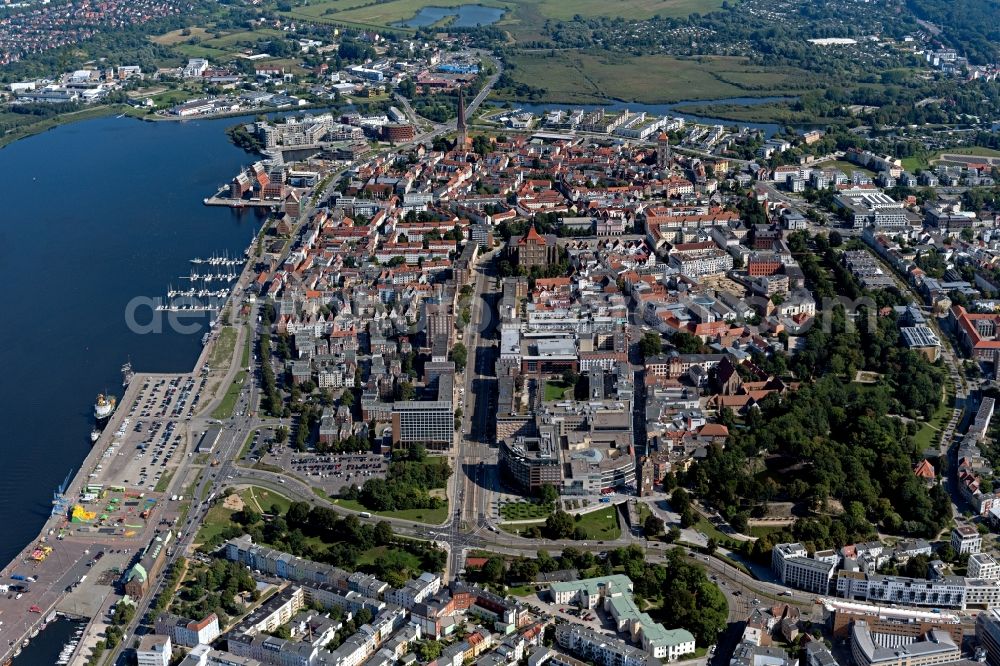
[262, 448, 388, 494]
[524, 590, 620, 636]
[129, 375, 206, 421]
[82, 374, 201, 503]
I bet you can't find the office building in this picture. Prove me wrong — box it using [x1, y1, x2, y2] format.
[138, 635, 172, 666]
[849, 621, 959, 666]
[952, 524, 982, 555]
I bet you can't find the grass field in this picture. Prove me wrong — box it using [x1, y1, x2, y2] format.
[502, 52, 809, 105]
[200, 28, 285, 50]
[283, 0, 511, 28]
[334, 498, 450, 524]
[241, 486, 293, 515]
[531, 0, 722, 20]
[241, 326, 252, 368]
[281, 0, 716, 30]
[208, 326, 237, 370]
[694, 516, 730, 543]
[749, 524, 787, 539]
[151, 26, 212, 45]
[826, 160, 876, 177]
[357, 545, 422, 570]
[575, 506, 621, 540]
[212, 370, 247, 420]
[155, 471, 175, 493]
[543, 380, 572, 401]
[174, 43, 231, 60]
[501, 506, 621, 539]
[902, 147, 1000, 173]
[195, 502, 236, 545]
[500, 519, 545, 535]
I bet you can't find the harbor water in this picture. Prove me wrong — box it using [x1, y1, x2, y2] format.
[0, 114, 265, 567]
[13, 616, 84, 666]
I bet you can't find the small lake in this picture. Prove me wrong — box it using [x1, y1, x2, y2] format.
[495, 96, 800, 137]
[396, 4, 506, 27]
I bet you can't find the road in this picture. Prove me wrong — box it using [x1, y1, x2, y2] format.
[447, 255, 502, 579]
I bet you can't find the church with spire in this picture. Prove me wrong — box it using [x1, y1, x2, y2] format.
[455, 85, 470, 149]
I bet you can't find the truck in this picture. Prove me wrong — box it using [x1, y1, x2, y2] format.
[359, 512, 372, 518]
[10, 575, 25, 582]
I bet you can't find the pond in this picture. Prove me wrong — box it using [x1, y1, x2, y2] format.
[396, 4, 506, 27]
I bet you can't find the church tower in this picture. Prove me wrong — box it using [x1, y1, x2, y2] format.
[656, 132, 671, 169]
[456, 85, 468, 147]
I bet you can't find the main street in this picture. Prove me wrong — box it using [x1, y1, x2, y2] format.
[447, 254, 501, 579]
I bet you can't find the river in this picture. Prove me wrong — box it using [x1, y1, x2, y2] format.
[0, 115, 265, 569]
[493, 96, 798, 137]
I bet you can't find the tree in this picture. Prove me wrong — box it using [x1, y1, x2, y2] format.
[417, 640, 442, 662]
[680, 506, 698, 528]
[644, 514, 665, 537]
[538, 483, 559, 506]
[449, 343, 468, 371]
[671, 487, 691, 512]
[275, 426, 288, 444]
[396, 382, 416, 401]
[482, 557, 506, 584]
[374, 521, 393, 545]
[639, 331, 663, 359]
[937, 542, 957, 562]
[660, 548, 728, 645]
[544, 510, 575, 539]
[829, 230, 844, 247]
[671, 331, 705, 354]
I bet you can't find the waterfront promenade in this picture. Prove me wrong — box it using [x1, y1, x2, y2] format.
[0, 286, 254, 663]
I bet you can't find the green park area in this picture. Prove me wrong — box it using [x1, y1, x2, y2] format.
[211, 370, 247, 420]
[195, 489, 446, 587]
[196, 486, 293, 544]
[334, 497, 449, 524]
[912, 380, 956, 451]
[574, 506, 621, 539]
[502, 505, 621, 540]
[499, 499, 553, 521]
